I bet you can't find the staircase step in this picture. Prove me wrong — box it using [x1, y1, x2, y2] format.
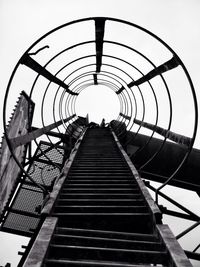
[61, 189, 140, 194]
[45, 258, 159, 267]
[63, 184, 137, 188]
[58, 193, 143, 199]
[76, 155, 125, 157]
[75, 157, 122, 159]
[53, 214, 153, 233]
[74, 160, 126, 163]
[65, 179, 135, 184]
[68, 174, 133, 177]
[53, 205, 148, 213]
[70, 167, 130, 170]
[56, 227, 158, 242]
[56, 199, 145, 206]
[72, 163, 128, 167]
[52, 233, 163, 251]
[43, 128, 170, 267]
[73, 159, 127, 162]
[67, 176, 133, 179]
[48, 244, 167, 264]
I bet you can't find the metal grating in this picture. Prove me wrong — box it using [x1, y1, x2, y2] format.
[26, 162, 60, 187]
[11, 186, 44, 215]
[1, 141, 64, 236]
[3, 212, 40, 236]
[35, 142, 64, 165]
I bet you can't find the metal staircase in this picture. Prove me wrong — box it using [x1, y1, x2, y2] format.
[1, 17, 199, 267]
[26, 127, 191, 267]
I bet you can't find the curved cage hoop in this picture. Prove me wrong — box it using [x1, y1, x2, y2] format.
[3, 17, 198, 201]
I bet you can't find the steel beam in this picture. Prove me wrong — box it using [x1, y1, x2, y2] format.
[10, 115, 76, 148]
[159, 206, 197, 221]
[95, 18, 105, 73]
[184, 250, 200, 261]
[134, 118, 191, 146]
[31, 127, 66, 139]
[157, 225, 193, 267]
[6, 207, 39, 218]
[128, 56, 180, 87]
[176, 221, 200, 240]
[23, 217, 58, 267]
[119, 112, 131, 120]
[20, 54, 78, 95]
[116, 86, 125, 94]
[93, 73, 98, 85]
[193, 243, 200, 253]
[24, 140, 63, 166]
[145, 182, 200, 220]
[112, 129, 162, 224]
[141, 170, 200, 192]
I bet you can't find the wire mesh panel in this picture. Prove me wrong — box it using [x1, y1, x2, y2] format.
[3, 212, 40, 236]
[1, 141, 64, 236]
[35, 142, 64, 165]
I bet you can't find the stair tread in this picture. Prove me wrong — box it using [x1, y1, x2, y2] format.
[45, 258, 158, 266]
[53, 212, 151, 215]
[67, 176, 134, 178]
[56, 227, 157, 240]
[44, 128, 168, 266]
[59, 193, 142, 195]
[54, 206, 149, 213]
[55, 205, 147, 209]
[53, 233, 162, 245]
[61, 189, 139, 191]
[57, 199, 144, 202]
[63, 184, 136, 186]
[58, 193, 143, 199]
[66, 180, 134, 182]
[50, 243, 166, 254]
[71, 168, 128, 170]
[49, 244, 168, 264]
[52, 235, 164, 252]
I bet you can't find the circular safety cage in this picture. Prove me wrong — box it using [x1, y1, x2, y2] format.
[3, 17, 198, 196]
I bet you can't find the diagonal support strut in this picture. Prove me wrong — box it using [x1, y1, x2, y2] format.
[116, 86, 125, 94]
[9, 114, 76, 148]
[20, 54, 78, 95]
[128, 56, 180, 87]
[93, 74, 98, 85]
[95, 18, 106, 73]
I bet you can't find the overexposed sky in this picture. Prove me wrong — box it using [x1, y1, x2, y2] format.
[0, 0, 200, 266]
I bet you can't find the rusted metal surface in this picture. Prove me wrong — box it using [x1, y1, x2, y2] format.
[111, 129, 162, 224]
[157, 224, 193, 267]
[0, 92, 34, 216]
[23, 217, 58, 267]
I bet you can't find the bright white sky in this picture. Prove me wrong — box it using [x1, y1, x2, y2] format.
[0, 0, 200, 266]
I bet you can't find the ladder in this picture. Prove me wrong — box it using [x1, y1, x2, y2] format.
[24, 127, 192, 266]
